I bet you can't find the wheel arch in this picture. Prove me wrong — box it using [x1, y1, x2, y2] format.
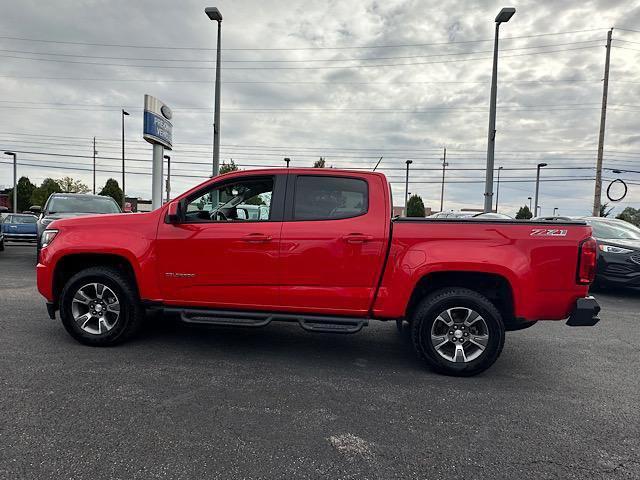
[405, 271, 515, 327]
[52, 253, 140, 304]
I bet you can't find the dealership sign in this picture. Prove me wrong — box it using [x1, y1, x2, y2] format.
[143, 94, 173, 150]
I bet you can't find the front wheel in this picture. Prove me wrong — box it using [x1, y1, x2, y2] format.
[411, 288, 505, 376]
[59, 266, 143, 346]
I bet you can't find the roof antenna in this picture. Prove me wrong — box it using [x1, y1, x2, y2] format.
[372, 156, 383, 171]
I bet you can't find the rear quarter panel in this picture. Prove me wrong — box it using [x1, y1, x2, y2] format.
[373, 220, 592, 321]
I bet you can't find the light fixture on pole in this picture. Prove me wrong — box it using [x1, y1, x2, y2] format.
[404, 160, 413, 215]
[205, 6, 223, 177]
[483, 6, 515, 213]
[4, 151, 17, 213]
[284, 157, 290, 168]
[527, 196, 532, 211]
[534, 162, 547, 217]
[495, 166, 503, 213]
[121, 109, 130, 210]
[164, 155, 171, 204]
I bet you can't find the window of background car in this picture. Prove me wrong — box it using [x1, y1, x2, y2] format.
[588, 220, 640, 240]
[293, 176, 368, 221]
[13, 215, 37, 224]
[185, 177, 273, 222]
[46, 196, 121, 214]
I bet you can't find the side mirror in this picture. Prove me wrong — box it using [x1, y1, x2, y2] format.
[166, 201, 181, 224]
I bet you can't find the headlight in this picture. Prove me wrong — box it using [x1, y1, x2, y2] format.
[598, 244, 633, 254]
[41, 229, 59, 248]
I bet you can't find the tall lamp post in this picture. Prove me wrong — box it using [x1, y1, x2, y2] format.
[205, 7, 223, 177]
[440, 147, 448, 212]
[495, 166, 503, 212]
[534, 162, 547, 217]
[284, 157, 290, 168]
[4, 151, 16, 213]
[404, 160, 413, 215]
[164, 155, 171, 203]
[483, 7, 515, 213]
[121, 109, 130, 210]
[527, 196, 532, 211]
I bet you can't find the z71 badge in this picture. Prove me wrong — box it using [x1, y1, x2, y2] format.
[530, 228, 568, 237]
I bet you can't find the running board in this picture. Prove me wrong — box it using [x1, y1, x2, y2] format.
[169, 308, 368, 334]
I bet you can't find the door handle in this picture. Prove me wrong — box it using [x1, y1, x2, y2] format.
[342, 233, 374, 244]
[242, 233, 273, 243]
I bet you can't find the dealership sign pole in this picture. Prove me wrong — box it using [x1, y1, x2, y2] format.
[143, 95, 173, 210]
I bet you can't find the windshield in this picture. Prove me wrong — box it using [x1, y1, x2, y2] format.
[47, 196, 121, 214]
[588, 219, 640, 240]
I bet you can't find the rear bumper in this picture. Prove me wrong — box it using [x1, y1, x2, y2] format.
[566, 296, 600, 326]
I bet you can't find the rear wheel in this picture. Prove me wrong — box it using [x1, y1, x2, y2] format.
[411, 288, 505, 376]
[59, 266, 143, 346]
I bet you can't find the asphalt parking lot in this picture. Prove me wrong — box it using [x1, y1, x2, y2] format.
[1, 244, 639, 479]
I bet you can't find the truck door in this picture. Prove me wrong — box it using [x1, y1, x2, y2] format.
[155, 173, 285, 310]
[278, 173, 388, 316]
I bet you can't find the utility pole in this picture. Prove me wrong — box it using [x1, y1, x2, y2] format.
[404, 160, 413, 215]
[121, 109, 129, 210]
[495, 166, 503, 212]
[92, 137, 97, 194]
[439, 147, 448, 212]
[164, 154, 171, 203]
[592, 28, 613, 217]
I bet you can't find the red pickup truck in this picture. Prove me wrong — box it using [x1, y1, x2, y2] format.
[37, 168, 600, 376]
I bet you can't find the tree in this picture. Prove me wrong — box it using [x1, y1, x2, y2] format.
[56, 176, 90, 194]
[99, 178, 124, 206]
[616, 207, 640, 227]
[599, 202, 614, 218]
[515, 205, 533, 219]
[31, 178, 62, 207]
[9, 176, 36, 212]
[219, 159, 239, 174]
[313, 157, 326, 168]
[406, 194, 426, 217]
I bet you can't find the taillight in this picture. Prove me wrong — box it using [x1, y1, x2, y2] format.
[577, 237, 597, 284]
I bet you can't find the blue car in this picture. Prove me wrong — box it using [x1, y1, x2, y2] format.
[1, 213, 38, 243]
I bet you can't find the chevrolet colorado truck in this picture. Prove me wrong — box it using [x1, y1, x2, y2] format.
[37, 168, 600, 376]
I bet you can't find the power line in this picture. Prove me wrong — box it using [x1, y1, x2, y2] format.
[0, 28, 607, 51]
[0, 45, 601, 70]
[0, 39, 604, 63]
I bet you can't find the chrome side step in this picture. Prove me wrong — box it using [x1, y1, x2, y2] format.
[168, 308, 368, 334]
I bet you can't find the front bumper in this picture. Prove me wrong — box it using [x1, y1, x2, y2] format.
[566, 296, 600, 326]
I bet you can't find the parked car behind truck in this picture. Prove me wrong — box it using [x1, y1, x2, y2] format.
[1, 213, 38, 243]
[36, 169, 600, 376]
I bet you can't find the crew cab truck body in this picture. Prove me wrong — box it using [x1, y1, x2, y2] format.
[37, 168, 600, 376]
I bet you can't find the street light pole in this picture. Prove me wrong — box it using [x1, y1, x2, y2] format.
[483, 7, 515, 213]
[164, 155, 171, 204]
[527, 196, 532, 211]
[284, 157, 290, 168]
[534, 162, 547, 217]
[553, 207, 558, 216]
[404, 160, 413, 215]
[121, 109, 129, 210]
[495, 166, 503, 212]
[4, 151, 17, 213]
[440, 147, 448, 212]
[205, 7, 223, 177]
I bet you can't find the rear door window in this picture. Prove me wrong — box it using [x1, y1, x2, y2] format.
[293, 176, 368, 221]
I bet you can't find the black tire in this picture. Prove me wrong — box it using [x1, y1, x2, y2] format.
[0, 238, 4, 251]
[410, 288, 505, 377]
[59, 266, 143, 346]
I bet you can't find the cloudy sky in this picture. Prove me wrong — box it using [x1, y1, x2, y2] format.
[0, 0, 639, 216]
